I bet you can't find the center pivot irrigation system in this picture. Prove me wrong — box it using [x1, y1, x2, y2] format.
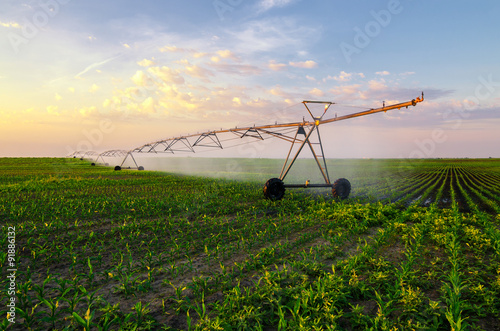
[86, 93, 424, 200]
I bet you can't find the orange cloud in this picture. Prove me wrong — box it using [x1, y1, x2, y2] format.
[368, 80, 387, 91]
[47, 105, 59, 116]
[268, 60, 287, 71]
[184, 65, 214, 81]
[148, 66, 185, 85]
[0, 21, 21, 29]
[216, 50, 239, 61]
[89, 84, 100, 93]
[309, 88, 324, 97]
[138, 58, 156, 67]
[289, 60, 317, 69]
[329, 84, 362, 96]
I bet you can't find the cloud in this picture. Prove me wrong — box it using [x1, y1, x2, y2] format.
[269, 85, 293, 98]
[89, 84, 100, 93]
[47, 105, 59, 116]
[232, 97, 242, 106]
[335, 71, 353, 82]
[160, 45, 181, 52]
[193, 52, 208, 58]
[184, 64, 214, 81]
[329, 84, 362, 97]
[147, 66, 185, 84]
[289, 60, 317, 69]
[138, 58, 156, 67]
[159, 45, 198, 53]
[376, 71, 390, 76]
[216, 50, 239, 61]
[257, 0, 295, 12]
[207, 62, 261, 76]
[368, 79, 387, 91]
[309, 88, 324, 97]
[131, 70, 149, 86]
[75, 56, 119, 78]
[55, 93, 62, 101]
[268, 60, 287, 71]
[0, 20, 21, 29]
[139, 97, 157, 114]
[79, 106, 98, 117]
[325, 71, 365, 82]
[226, 18, 318, 54]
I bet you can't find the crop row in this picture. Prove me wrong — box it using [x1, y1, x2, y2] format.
[1, 158, 499, 330]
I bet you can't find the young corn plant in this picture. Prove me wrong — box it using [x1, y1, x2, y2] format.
[72, 306, 96, 331]
[63, 290, 85, 316]
[40, 296, 66, 330]
[131, 301, 151, 328]
[114, 271, 140, 298]
[14, 304, 40, 330]
[443, 231, 470, 331]
[97, 312, 120, 331]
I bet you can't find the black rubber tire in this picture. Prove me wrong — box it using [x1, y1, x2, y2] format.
[138, 166, 144, 171]
[114, 166, 121, 171]
[263, 178, 286, 201]
[91, 163, 95, 166]
[332, 178, 351, 200]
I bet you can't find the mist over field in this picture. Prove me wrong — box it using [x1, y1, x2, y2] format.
[106, 155, 413, 200]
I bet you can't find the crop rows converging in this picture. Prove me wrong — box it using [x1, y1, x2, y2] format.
[352, 160, 500, 214]
[1, 158, 499, 330]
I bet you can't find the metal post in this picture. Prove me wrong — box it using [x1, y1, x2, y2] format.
[120, 152, 139, 168]
[305, 126, 330, 184]
[279, 126, 302, 179]
[128, 152, 139, 169]
[279, 124, 317, 181]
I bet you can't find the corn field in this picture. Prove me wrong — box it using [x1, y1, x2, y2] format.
[1, 157, 499, 330]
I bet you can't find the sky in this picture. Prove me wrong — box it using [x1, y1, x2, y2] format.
[1, 0, 499, 159]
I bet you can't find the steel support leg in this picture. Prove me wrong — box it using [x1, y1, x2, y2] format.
[120, 152, 139, 169]
[279, 124, 331, 184]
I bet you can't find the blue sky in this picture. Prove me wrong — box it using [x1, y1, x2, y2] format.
[1, 0, 499, 158]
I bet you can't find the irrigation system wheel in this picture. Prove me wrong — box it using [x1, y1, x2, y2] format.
[332, 178, 351, 199]
[114, 166, 121, 171]
[263, 178, 286, 201]
[138, 166, 144, 171]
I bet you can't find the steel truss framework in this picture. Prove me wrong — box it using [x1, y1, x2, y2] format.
[122, 93, 424, 198]
[131, 94, 423, 156]
[70, 93, 424, 199]
[68, 150, 98, 159]
[93, 150, 130, 166]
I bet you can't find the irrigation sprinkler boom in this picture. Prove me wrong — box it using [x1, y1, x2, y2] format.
[120, 92, 424, 200]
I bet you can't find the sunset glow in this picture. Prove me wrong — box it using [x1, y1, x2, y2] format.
[1, 1, 499, 157]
